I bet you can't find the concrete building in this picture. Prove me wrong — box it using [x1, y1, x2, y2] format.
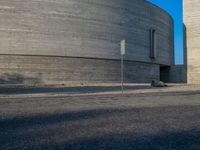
[0, 0, 174, 85]
[184, 0, 200, 84]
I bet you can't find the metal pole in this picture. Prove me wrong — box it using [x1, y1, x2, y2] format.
[121, 54, 124, 94]
[120, 39, 125, 95]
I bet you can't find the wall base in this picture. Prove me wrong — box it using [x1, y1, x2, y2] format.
[0, 55, 159, 85]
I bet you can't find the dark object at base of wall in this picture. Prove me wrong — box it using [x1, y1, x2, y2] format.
[151, 80, 167, 87]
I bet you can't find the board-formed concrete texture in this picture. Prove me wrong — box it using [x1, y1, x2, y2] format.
[184, 0, 200, 84]
[0, 0, 174, 84]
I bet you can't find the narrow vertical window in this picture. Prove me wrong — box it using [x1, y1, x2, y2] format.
[150, 29, 156, 59]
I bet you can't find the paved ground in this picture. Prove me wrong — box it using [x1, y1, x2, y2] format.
[1, 85, 200, 150]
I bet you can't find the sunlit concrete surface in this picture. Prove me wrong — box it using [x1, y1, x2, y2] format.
[0, 83, 194, 96]
[184, 0, 200, 84]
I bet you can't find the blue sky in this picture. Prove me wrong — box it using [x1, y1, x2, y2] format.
[148, 0, 183, 64]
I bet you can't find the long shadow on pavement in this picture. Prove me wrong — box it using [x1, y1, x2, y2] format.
[0, 85, 153, 95]
[1, 105, 200, 150]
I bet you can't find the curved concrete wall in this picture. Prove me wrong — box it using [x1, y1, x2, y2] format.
[184, 0, 200, 84]
[0, 0, 173, 84]
[0, 55, 159, 84]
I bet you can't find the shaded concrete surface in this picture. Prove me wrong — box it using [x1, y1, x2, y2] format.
[0, 0, 173, 84]
[0, 84, 153, 95]
[1, 87, 200, 150]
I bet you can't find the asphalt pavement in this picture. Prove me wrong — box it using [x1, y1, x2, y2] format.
[0, 87, 200, 150]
